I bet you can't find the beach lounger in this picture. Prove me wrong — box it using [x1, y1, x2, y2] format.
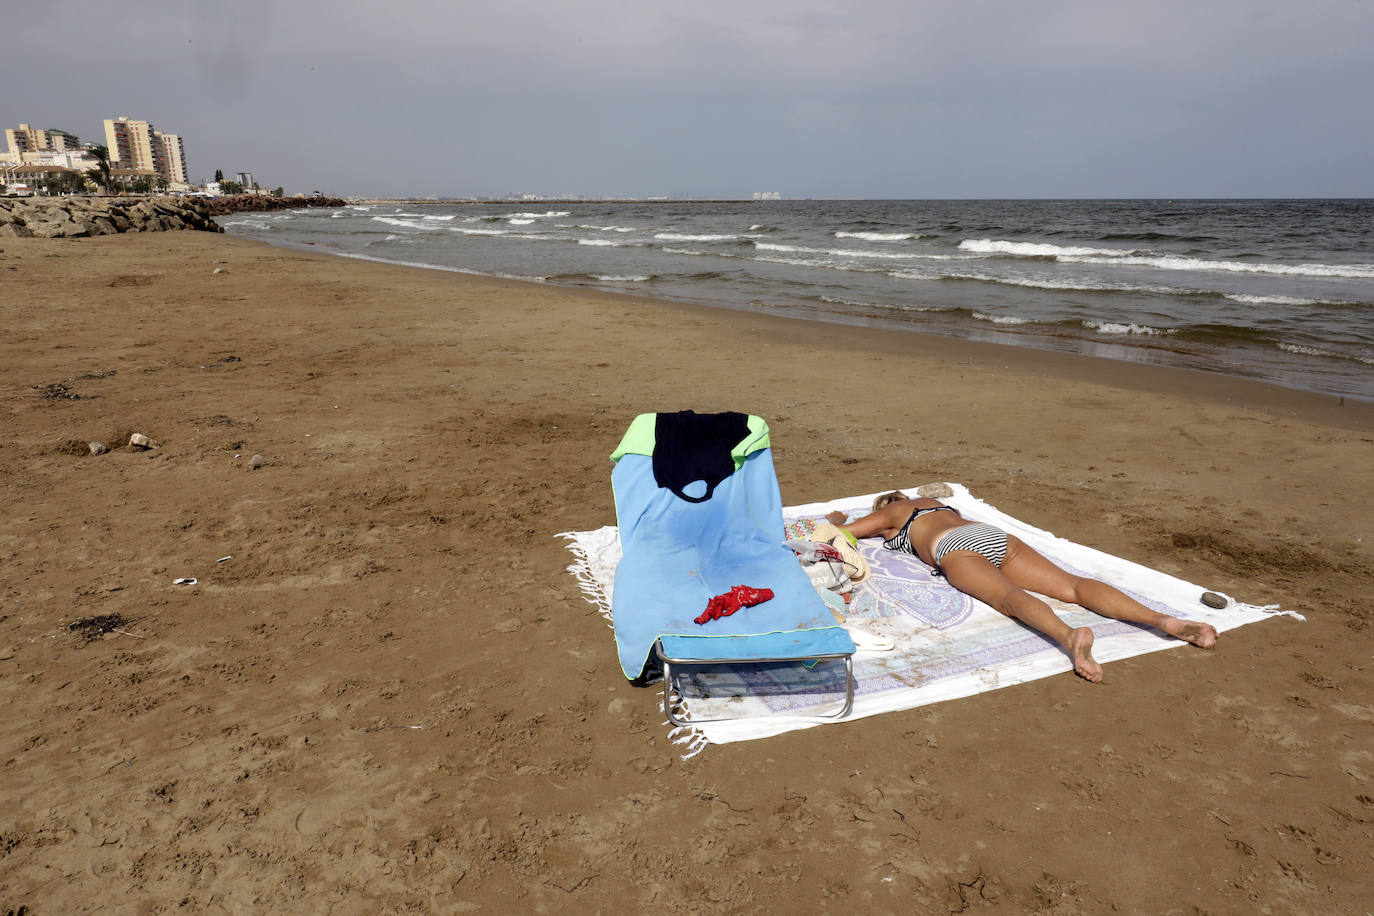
[609, 412, 855, 725]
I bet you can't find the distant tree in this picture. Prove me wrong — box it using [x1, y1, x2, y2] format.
[89, 145, 113, 194]
[128, 176, 153, 194]
[215, 168, 224, 182]
[220, 180, 244, 195]
[155, 175, 170, 193]
[272, 187, 284, 197]
[43, 175, 65, 196]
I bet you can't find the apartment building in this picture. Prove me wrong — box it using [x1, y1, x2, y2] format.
[4, 123, 80, 158]
[160, 133, 188, 184]
[103, 117, 189, 184]
[104, 117, 159, 171]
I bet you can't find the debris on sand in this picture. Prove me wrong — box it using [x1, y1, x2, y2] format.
[36, 382, 81, 400]
[67, 614, 137, 644]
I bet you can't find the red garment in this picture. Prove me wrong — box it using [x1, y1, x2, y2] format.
[694, 585, 774, 625]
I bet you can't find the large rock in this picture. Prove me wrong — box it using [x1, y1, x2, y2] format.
[0, 196, 226, 238]
[204, 194, 348, 215]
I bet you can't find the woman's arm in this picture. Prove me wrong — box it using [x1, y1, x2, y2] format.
[825, 506, 893, 540]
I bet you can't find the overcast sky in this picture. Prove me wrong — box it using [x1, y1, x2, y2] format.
[7, 0, 1373, 198]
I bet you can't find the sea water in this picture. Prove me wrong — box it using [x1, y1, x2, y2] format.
[222, 199, 1374, 401]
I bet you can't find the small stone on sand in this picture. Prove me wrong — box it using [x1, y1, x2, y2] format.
[248, 454, 265, 470]
[917, 483, 954, 498]
[1201, 591, 1227, 609]
[128, 432, 156, 449]
[89, 442, 107, 455]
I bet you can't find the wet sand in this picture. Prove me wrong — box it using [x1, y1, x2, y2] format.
[2, 231, 1372, 912]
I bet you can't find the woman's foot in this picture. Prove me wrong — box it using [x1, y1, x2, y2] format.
[1067, 627, 1102, 683]
[1161, 617, 1218, 649]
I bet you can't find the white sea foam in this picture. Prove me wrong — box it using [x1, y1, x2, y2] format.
[835, 231, 921, 241]
[1225, 293, 1324, 306]
[655, 232, 739, 242]
[960, 238, 1130, 258]
[221, 218, 271, 230]
[450, 226, 513, 236]
[503, 210, 570, 219]
[1060, 252, 1374, 279]
[751, 253, 843, 270]
[973, 312, 1033, 325]
[372, 215, 443, 231]
[423, 214, 456, 221]
[330, 211, 347, 218]
[941, 270, 1178, 296]
[752, 253, 886, 273]
[562, 224, 637, 232]
[592, 274, 650, 282]
[508, 218, 535, 225]
[578, 238, 621, 246]
[1277, 342, 1374, 364]
[754, 241, 916, 260]
[886, 266, 962, 282]
[819, 295, 942, 312]
[1083, 320, 1177, 335]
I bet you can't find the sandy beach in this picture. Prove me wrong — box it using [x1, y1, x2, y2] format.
[2, 231, 1372, 912]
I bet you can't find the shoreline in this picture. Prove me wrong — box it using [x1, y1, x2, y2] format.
[3, 231, 1372, 911]
[241, 230, 1374, 412]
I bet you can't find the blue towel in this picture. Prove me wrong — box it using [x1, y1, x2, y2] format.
[610, 449, 844, 679]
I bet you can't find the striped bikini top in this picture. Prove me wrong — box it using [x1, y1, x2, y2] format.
[882, 505, 958, 555]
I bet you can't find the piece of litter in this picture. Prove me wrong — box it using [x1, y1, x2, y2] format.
[173, 577, 198, 586]
[217, 556, 233, 563]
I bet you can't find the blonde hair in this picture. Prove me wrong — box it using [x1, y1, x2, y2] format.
[872, 490, 909, 511]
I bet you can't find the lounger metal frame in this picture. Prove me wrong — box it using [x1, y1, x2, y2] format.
[653, 640, 855, 727]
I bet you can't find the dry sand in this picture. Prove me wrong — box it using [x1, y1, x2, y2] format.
[2, 232, 1372, 913]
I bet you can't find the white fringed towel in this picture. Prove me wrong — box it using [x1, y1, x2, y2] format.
[560, 483, 1296, 750]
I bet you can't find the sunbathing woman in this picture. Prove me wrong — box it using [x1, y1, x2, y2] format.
[826, 492, 1218, 682]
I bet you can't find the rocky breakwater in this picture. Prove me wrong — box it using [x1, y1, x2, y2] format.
[0, 196, 223, 238]
[205, 194, 348, 215]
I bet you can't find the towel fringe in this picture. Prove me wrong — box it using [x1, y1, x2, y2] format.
[669, 725, 710, 758]
[1213, 589, 1307, 622]
[558, 533, 614, 625]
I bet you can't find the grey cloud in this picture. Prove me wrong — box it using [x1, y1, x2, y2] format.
[4, 0, 1371, 197]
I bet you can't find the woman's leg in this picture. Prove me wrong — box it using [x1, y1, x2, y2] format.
[999, 536, 1217, 648]
[939, 551, 1103, 682]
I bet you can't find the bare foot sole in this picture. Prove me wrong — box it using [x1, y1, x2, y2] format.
[1162, 618, 1218, 649]
[1067, 627, 1102, 683]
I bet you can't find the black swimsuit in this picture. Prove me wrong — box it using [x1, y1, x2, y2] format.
[882, 506, 958, 556]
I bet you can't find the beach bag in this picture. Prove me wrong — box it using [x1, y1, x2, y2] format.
[787, 539, 853, 593]
[807, 522, 870, 584]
